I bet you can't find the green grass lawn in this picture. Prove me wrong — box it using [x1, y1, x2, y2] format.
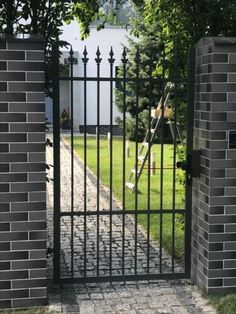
[207, 294, 236, 314]
[70, 136, 185, 259]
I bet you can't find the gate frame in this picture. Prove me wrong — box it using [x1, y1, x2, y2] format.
[52, 43, 195, 284]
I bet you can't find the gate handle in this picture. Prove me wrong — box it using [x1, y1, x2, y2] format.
[176, 161, 187, 171]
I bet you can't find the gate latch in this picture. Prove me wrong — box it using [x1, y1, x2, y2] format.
[176, 150, 201, 178]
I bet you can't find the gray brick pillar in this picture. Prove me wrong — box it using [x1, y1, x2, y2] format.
[192, 37, 236, 293]
[0, 37, 47, 308]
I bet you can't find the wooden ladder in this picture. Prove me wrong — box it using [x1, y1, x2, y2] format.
[126, 83, 182, 191]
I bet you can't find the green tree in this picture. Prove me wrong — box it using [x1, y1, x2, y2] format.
[0, 1, 128, 45]
[115, 20, 165, 141]
[116, 0, 236, 141]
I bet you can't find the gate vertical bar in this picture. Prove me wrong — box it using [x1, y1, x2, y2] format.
[82, 47, 88, 277]
[53, 43, 61, 282]
[122, 48, 127, 275]
[95, 47, 102, 276]
[134, 48, 140, 274]
[185, 46, 196, 277]
[147, 57, 153, 274]
[109, 48, 115, 276]
[69, 47, 75, 278]
[159, 46, 166, 273]
[171, 47, 178, 272]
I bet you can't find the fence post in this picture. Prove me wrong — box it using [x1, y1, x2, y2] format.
[151, 152, 156, 176]
[126, 140, 130, 158]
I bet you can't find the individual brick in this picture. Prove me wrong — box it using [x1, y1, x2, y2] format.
[26, 51, 44, 61]
[0, 153, 27, 162]
[9, 102, 44, 113]
[0, 113, 26, 122]
[12, 298, 47, 308]
[12, 259, 46, 270]
[0, 251, 28, 261]
[8, 41, 44, 50]
[0, 72, 25, 81]
[28, 133, 45, 143]
[28, 173, 46, 182]
[0, 232, 28, 241]
[11, 241, 46, 250]
[0, 301, 11, 309]
[29, 192, 46, 202]
[0, 51, 25, 60]
[10, 123, 45, 132]
[11, 202, 46, 212]
[30, 288, 47, 298]
[29, 231, 47, 240]
[0, 93, 26, 102]
[0, 184, 9, 192]
[30, 269, 47, 278]
[10, 163, 45, 172]
[11, 221, 46, 232]
[0, 173, 27, 182]
[0, 262, 10, 271]
[0, 103, 8, 112]
[0, 289, 29, 299]
[26, 72, 45, 82]
[0, 124, 9, 132]
[10, 143, 45, 153]
[0, 83, 7, 91]
[0, 243, 10, 251]
[0, 270, 28, 280]
[27, 92, 45, 102]
[0, 212, 28, 222]
[0, 62, 7, 70]
[9, 82, 44, 92]
[8, 61, 44, 71]
[0, 144, 9, 152]
[0, 193, 28, 203]
[28, 113, 45, 122]
[29, 211, 46, 221]
[11, 183, 46, 193]
[12, 279, 46, 289]
[0, 134, 27, 143]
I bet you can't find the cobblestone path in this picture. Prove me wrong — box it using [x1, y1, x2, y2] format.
[46, 136, 216, 313]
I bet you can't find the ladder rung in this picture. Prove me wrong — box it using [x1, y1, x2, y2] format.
[131, 168, 140, 174]
[138, 155, 145, 161]
[126, 182, 134, 190]
[142, 142, 149, 147]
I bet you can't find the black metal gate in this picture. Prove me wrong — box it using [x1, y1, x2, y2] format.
[52, 43, 196, 283]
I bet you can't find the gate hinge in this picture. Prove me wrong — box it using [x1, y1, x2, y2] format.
[176, 150, 201, 179]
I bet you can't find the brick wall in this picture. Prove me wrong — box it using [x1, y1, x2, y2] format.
[0, 37, 47, 308]
[192, 37, 236, 293]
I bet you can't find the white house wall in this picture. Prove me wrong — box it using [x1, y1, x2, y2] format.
[60, 21, 130, 127]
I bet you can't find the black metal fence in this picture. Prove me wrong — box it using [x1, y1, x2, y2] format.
[52, 43, 195, 283]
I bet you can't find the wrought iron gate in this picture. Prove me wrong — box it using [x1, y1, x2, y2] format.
[52, 43, 195, 283]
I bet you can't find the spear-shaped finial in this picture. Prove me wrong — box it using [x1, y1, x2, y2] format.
[108, 46, 115, 64]
[82, 46, 89, 64]
[121, 46, 128, 64]
[95, 46, 102, 64]
[68, 45, 75, 64]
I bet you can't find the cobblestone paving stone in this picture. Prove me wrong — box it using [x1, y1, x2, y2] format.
[46, 136, 216, 313]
